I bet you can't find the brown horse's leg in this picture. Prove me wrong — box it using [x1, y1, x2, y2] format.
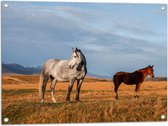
[115, 86, 119, 99]
[137, 83, 142, 98]
[134, 84, 138, 98]
[134, 83, 141, 98]
[114, 80, 122, 99]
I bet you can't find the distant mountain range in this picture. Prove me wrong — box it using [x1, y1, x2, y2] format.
[2, 63, 41, 74]
[2, 63, 112, 78]
[2, 63, 167, 81]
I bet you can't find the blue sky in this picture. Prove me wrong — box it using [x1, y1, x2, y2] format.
[2, 2, 167, 77]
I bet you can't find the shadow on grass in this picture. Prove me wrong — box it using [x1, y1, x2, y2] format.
[2, 89, 38, 96]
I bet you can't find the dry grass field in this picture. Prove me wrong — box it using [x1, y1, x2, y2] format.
[1, 74, 167, 124]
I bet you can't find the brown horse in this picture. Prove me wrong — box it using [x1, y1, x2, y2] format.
[113, 65, 154, 99]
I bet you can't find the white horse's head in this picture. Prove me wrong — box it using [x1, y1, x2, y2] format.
[68, 47, 85, 70]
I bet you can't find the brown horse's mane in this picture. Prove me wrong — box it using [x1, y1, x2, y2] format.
[134, 66, 148, 73]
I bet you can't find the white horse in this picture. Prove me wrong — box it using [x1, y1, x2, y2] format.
[39, 47, 87, 103]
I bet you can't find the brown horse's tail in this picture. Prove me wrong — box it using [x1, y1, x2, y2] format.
[113, 74, 122, 92]
[113, 75, 117, 91]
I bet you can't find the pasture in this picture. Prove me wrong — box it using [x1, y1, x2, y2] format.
[1, 74, 167, 124]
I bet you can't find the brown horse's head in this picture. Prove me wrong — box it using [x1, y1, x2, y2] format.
[147, 65, 154, 78]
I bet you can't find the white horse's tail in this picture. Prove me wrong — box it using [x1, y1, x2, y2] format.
[39, 69, 44, 99]
[39, 68, 48, 103]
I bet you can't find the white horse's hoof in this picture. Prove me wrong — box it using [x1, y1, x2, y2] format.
[52, 98, 57, 103]
[41, 99, 44, 103]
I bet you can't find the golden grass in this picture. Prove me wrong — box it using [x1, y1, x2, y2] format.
[1, 75, 167, 124]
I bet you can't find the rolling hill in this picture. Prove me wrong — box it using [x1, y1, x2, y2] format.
[2, 63, 41, 74]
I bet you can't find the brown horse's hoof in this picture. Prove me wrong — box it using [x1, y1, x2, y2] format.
[115, 97, 119, 100]
[134, 96, 139, 98]
[75, 97, 80, 102]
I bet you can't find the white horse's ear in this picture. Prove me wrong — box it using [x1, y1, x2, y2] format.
[74, 47, 77, 51]
[72, 47, 74, 52]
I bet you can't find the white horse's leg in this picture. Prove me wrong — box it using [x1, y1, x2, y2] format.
[75, 79, 83, 101]
[50, 78, 57, 103]
[66, 78, 76, 102]
[41, 99, 44, 103]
